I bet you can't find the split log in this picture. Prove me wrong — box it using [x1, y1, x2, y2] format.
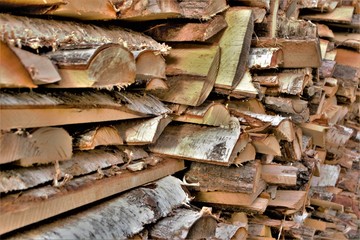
[316, 23, 335, 38]
[150, 45, 220, 106]
[45, 44, 136, 88]
[2, 127, 72, 166]
[172, 101, 231, 127]
[145, 78, 169, 91]
[276, 17, 318, 39]
[303, 218, 327, 231]
[319, 60, 336, 80]
[10, 45, 61, 85]
[326, 125, 354, 153]
[149, 208, 217, 239]
[0, 149, 126, 193]
[301, 0, 338, 12]
[2, 175, 186, 237]
[249, 133, 281, 156]
[73, 126, 123, 150]
[0, 90, 170, 129]
[311, 164, 341, 187]
[0, 41, 36, 88]
[320, 39, 329, 59]
[300, 122, 328, 147]
[215, 222, 248, 240]
[178, 0, 228, 19]
[227, 98, 266, 115]
[333, 32, 360, 51]
[247, 48, 284, 69]
[248, 223, 272, 238]
[264, 96, 309, 123]
[252, 38, 322, 68]
[261, 164, 298, 186]
[232, 0, 270, 11]
[114, 115, 171, 145]
[215, 7, 254, 90]
[335, 48, 360, 69]
[193, 180, 266, 207]
[235, 142, 257, 164]
[149, 119, 242, 165]
[185, 161, 262, 193]
[268, 190, 307, 213]
[145, 15, 228, 42]
[133, 50, 166, 80]
[301, 6, 355, 24]
[0, 13, 168, 53]
[267, 0, 280, 38]
[252, 75, 279, 87]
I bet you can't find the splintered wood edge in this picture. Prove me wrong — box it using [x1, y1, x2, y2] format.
[0, 158, 185, 235]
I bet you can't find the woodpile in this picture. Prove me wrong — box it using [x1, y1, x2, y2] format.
[0, 0, 359, 239]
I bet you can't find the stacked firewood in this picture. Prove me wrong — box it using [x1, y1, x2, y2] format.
[0, 0, 359, 239]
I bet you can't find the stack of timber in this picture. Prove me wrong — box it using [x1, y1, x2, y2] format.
[0, 0, 359, 239]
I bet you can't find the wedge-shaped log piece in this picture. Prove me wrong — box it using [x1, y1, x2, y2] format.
[249, 133, 281, 156]
[0, 90, 170, 130]
[248, 48, 283, 69]
[133, 50, 166, 80]
[151, 45, 220, 106]
[268, 190, 307, 212]
[11, 46, 61, 85]
[172, 101, 231, 127]
[146, 15, 228, 42]
[300, 123, 328, 147]
[73, 126, 123, 150]
[0, 13, 168, 53]
[311, 164, 341, 187]
[2, 175, 186, 237]
[114, 116, 171, 145]
[46, 44, 135, 88]
[185, 161, 262, 193]
[215, 8, 254, 90]
[232, 133, 256, 164]
[193, 180, 266, 207]
[264, 96, 309, 123]
[145, 78, 169, 91]
[0, 149, 126, 193]
[0, 42, 36, 88]
[149, 119, 241, 165]
[150, 208, 217, 239]
[252, 38, 321, 68]
[0, 128, 71, 165]
[178, 0, 228, 19]
[261, 164, 297, 186]
[301, 6, 355, 24]
[316, 23, 334, 38]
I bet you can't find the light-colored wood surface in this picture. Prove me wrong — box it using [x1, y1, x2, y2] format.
[261, 164, 297, 185]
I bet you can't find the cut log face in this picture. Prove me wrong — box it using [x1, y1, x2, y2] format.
[0, 41, 36, 88]
[0, 13, 168, 53]
[150, 208, 217, 239]
[133, 50, 166, 80]
[300, 123, 328, 147]
[149, 120, 242, 165]
[248, 48, 284, 69]
[215, 7, 254, 90]
[151, 45, 220, 106]
[73, 126, 123, 150]
[145, 15, 228, 42]
[3, 175, 186, 238]
[46, 44, 136, 88]
[114, 116, 171, 145]
[172, 101, 231, 127]
[11, 46, 61, 85]
[0, 90, 170, 129]
[185, 161, 261, 193]
[249, 133, 281, 156]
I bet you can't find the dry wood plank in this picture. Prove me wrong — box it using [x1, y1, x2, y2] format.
[114, 116, 171, 145]
[252, 38, 322, 68]
[0, 13, 168, 53]
[133, 50, 166, 80]
[149, 119, 242, 165]
[193, 180, 266, 207]
[261, 164, 297, 186]
[2, 174, 186, 237]
[0, 90, 170, 130]
[247, 48, 284, 69]
[11, 46, 61, 85]
[150, 208, 217, 239]
[0, 128, 72, 165]
[268, 190, 307, 212]
[172, 101, 231, 127]
[0, 149, 127, 193]
[145, 15, 227, 42]
[185, 161, 262, 193]
[45, 44, 135, 88]
[151, 45, 220, 106]
[178, 0, 228, 19]
[0, 41, 36, 88]
[301, 6, 355, 24]
[215, 7, 254, 90]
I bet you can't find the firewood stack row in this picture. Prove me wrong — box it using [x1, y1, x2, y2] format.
[0, 0, 359, 239]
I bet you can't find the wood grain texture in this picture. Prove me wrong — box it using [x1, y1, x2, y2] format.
[0, 159, 185, 235]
